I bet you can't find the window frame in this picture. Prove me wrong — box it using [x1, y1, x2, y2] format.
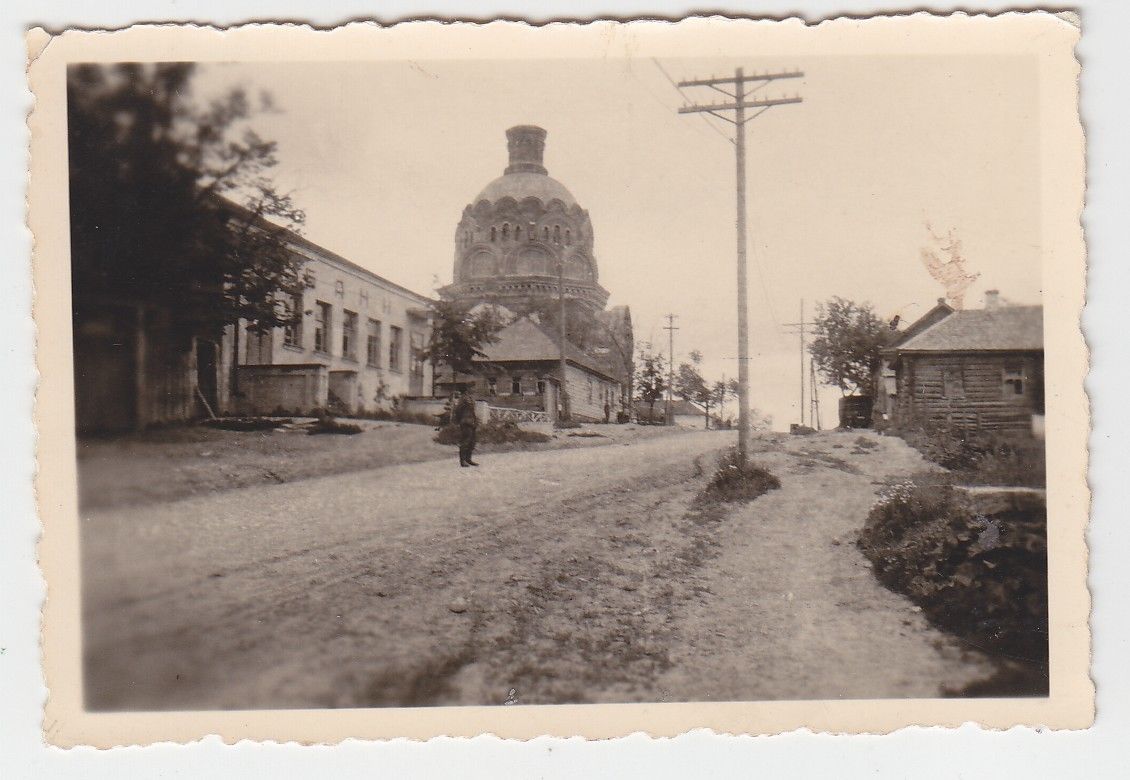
[313, 301, 332, 354]
[1002, 361, 1027, 399]
[341, 309, 358, 361]
[388, 325, 403, 372]
[366, 318, 382, 368]
[282, 293, 303, 348]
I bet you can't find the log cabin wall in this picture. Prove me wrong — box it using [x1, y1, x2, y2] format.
[894, 350, 1043, 435]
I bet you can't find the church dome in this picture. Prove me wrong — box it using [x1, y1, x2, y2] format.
[474, 171, 577, 208]
[442, 125, 609, 313]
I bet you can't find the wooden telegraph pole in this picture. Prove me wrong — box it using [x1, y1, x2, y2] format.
[556, 261, 570, 423]
[663, 313, 679, 424]
[677, 67, 803, 461]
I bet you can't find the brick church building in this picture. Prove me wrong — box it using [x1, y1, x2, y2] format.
[436, 126, 634, 421]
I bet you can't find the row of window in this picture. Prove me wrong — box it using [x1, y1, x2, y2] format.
[485, 377, 546, 397]
[285, 298, 412, 372]
[461, 224, 573, 247]
[913, 363, 1030, 399]
[481, 376, 614, 406]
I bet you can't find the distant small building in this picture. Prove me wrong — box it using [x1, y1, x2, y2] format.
[668, 400, 709, 428]
[883, 291, 1044, 436]
[434, 317, 621, 423]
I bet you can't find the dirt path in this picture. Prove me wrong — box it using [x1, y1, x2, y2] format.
[82, 429, 992, 710]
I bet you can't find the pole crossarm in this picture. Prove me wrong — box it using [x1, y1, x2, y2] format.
[672, 64, 803, 461]
[677, 71, 804, 88]
[679, 96, 803, 117]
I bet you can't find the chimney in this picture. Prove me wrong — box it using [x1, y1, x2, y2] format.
[505, 125, 548, 175]
[984, 289, 1000, 310]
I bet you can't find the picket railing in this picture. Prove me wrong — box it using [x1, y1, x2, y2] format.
[488, 405, 551, 424]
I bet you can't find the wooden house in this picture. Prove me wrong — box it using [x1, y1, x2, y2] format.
[873, 298, 955, 425]
[883, 294, 1044, 437]
[433, 317, 623, 423]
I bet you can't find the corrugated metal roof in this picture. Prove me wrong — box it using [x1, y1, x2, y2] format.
[897, 305, 1043, 352]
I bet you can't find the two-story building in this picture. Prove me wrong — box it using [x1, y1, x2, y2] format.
[218, 232, 434, 417]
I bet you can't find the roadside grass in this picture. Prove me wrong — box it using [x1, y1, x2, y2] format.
[696, 447, 781, 506]
[434, 420, 552, 447]
[897, 423, 1046, 488]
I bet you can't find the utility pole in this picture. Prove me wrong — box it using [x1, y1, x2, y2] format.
[677, 67, 803, 461]
[799, 299, 806, 427]
[556, 261, 570, 423]
[784, 299, 814, 430]
[810, 357, 822, 430]
[663, 313, 679, 425]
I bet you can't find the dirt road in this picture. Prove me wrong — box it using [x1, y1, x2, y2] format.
[82, 429, 992, 710]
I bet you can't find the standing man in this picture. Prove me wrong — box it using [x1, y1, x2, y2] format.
[453, 387, 480, 467]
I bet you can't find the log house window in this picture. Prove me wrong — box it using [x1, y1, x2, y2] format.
[511, 376, 522, 395]
[487, 378, 497, 396]
[942, 365, 964, 398]
[1003, 362, 1026, 397]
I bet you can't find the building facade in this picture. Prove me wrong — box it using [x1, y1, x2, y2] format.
[434, 317, 621, 422]
[218, 234, 434, 417]
[883, 292, 1044, 437]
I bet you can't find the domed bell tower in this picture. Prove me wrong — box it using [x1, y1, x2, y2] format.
[440, 125, 609, 314]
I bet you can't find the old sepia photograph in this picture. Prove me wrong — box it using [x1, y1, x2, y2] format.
[28, 16, 1089, 743]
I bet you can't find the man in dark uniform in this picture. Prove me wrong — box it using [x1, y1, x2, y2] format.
[453, 388, 480, 467]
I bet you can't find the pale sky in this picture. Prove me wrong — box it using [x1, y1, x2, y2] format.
[194, 55, 1041, 429]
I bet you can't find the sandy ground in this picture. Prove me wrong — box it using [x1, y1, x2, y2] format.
[81, 429, 993, 710]
[76, 419, 686, 510]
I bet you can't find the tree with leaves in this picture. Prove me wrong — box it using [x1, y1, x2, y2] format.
[809, 297, 890, 397]
[633, 344, 667, 424]
[675, 350, 714, 428]
[67, 63, 306, 397]
[421, 300, 505, 385]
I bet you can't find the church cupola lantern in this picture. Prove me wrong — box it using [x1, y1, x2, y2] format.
[504, 125, 548, 175]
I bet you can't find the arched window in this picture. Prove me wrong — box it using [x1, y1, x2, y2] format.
[543, 226, 550, 241]
[490, 226, 496, 242]
[502, 223, 510, 240]
[565, 230, 571, 245]
[514, 225, 521, 241]
[553, 225, 561, 243]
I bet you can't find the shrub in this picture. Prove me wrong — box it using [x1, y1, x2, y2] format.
[359, 407, 441, 426]
[306, 417, 363, 435]
[699, 447, 781, 504]
[859, 478, 1048, 671]
[434, 420, 551, 446]
[204, 417, 287, 432]
[898, 423, 1045, 488]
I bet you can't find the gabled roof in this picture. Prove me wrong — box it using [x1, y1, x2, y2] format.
[887, 300, 955, 350]
[475, 317, 617, 381]
[896, 305, 1043, 352]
